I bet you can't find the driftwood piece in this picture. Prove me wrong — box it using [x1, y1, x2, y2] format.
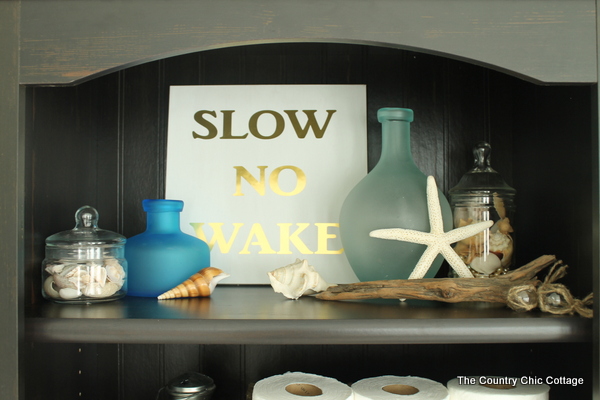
[316, 255, 557, 304]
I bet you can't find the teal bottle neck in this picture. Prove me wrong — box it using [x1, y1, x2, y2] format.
[376, 119, 418, 169]
[146, 211, 181, 234]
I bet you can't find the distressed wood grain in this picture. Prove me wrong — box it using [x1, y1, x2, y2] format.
[20, 0, 597, 85]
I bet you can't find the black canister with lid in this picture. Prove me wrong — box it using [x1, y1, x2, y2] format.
[159, 372, 216, 400]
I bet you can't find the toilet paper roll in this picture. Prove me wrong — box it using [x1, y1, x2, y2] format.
[253, 372, 353, 400]
[447, 377, 550, 399]
[352, 376, 449, 400]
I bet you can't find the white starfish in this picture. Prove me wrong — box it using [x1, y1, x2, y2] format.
[369, 176, 493, 279]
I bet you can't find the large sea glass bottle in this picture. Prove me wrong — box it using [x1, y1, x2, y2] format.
[339, 108, 453, 281]
[125, 199, 211, 297]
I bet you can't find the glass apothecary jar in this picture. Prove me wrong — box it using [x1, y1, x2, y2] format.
[42, 205, 127, 304]
[449, 142, 516, 277]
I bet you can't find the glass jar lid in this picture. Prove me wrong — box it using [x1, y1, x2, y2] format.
[166, 372, 216, 395]
[45, 205, 125, 247]
[449, 141, 516, 195]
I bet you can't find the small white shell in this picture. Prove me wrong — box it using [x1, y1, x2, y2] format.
[45, 264, 65, 275]
[59, 287, 82, 300]
[106, 262, 125, 285]
[60, 264, 79, 277]
[83, 282, 102, 297]
[268, 259, 333, 300]
[69, 269, 91, 287]
[52, 274, 77, 289]
[470, 253, 502, 275]
[86, 282, 120, 298]
[89, 264, 108, 285]
[43, 276, 61, 299]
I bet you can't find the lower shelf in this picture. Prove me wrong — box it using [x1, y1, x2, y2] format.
[25, 286, 591, 344]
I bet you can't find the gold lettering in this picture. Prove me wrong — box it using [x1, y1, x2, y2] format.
[284, 110, 336, 139]
[234, 166, 268, 196]
[191, 222, 341, 255]
[240, 223, 277, 254]
[221, 110, 247, 139]
[248, 110, 285, 139]
[190, 222, 244, 253]
[269, 166, 306, 196]
[277, 223, 313, 254]
[314, 223, 343, 254]
[192, 110, 218, 139]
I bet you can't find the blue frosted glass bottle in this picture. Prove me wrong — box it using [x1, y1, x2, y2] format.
[339, 108, 453, 281]
[125, 199, 211, 297]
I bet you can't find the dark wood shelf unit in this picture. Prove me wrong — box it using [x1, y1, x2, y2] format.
[2, 1, 598, 399]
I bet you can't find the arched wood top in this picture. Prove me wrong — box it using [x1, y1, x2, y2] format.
[20, 0, 597, 85]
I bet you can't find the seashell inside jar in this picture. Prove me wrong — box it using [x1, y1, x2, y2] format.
[41, 206, 127, 304]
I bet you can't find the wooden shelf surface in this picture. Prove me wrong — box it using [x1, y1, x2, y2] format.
[19, 0, 597, 85]
[25, 286, 591, 345]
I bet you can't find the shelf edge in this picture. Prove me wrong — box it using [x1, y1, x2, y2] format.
[25, 317, 592, 345]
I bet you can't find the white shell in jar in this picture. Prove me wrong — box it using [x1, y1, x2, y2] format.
[59, 287, 82, 300]
[470, 253, 502, 275]
[105, 260, 126, 286]
[85, 282, 120, 298]
[43, 276, 61, 299]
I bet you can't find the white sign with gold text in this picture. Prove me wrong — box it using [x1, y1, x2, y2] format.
[166, 85, 366, 284]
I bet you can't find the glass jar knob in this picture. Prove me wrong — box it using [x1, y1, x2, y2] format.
[75, 206, 99, 229]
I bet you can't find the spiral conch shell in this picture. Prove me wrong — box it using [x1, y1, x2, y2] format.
[157, 267, 229, 300]
[268, 259, 334, 300]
